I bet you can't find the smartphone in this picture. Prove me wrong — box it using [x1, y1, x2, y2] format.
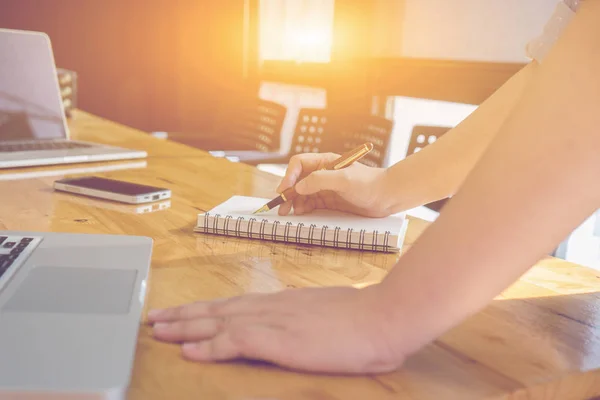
[54, 176, 171, 204]
[63, 194, 172, 214]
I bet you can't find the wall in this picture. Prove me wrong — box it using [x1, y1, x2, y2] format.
[374, 0, 558, 63]
[0, 0, 257, 133]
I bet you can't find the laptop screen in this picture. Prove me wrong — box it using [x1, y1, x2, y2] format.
[0, 30, 67, 141]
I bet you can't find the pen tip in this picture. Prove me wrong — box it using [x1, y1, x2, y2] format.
[253, 205, 270, 214]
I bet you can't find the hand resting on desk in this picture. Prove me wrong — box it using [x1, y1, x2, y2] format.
[149, 285, 404, 374]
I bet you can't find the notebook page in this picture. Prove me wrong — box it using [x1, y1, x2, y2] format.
[206, 196, 405, 234]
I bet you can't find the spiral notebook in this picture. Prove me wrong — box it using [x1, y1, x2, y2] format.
[195, 196, 408, 252]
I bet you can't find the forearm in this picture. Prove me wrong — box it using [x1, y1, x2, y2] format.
[381, 62, 536, 214]
[381, 1, 600, 355]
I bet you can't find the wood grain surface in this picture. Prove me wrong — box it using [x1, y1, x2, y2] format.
[1, 111, 599, 400]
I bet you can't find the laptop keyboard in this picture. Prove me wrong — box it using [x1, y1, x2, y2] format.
[0, 235, 42, 289]
[0, 141, 92, 153]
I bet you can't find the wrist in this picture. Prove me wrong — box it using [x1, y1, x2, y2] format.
[365, 280, 440, 362]
[361, 283, 413, 364]
[377, 165, 432, 215]
[379, 160, 454, 215]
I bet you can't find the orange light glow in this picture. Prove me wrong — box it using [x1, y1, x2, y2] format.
[285, 28, 333, 62]
[259, 0, 334, 63]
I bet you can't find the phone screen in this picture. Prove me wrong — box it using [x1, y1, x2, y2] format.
[57, 177, 166, 196]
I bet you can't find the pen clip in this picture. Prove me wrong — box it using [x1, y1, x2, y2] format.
[332, 143, 372, 170]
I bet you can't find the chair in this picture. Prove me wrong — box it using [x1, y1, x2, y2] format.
[335, 115, 394, 168]
[286, 108, 336, 157]
[246, 108, 334, 170]
[161, 97, 287, 154]
[253, 109, 394, 174]
[407, 125, 452, 212]
[406, 125, 450, 156]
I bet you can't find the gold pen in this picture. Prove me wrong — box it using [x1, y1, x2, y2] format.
[253, 142, 374, 214]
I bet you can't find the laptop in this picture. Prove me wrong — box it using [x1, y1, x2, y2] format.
[0, 231, 152, 398]
[0, 29, 147, 169]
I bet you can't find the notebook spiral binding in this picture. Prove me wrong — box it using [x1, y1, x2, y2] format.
[200, 213, 392, 251]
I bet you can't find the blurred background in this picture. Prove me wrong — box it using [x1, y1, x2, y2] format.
[1, 0, 598, 269]
[0, 0, 553, 161]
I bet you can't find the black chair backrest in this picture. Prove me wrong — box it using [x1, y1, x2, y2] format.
[288, 108, 334, 156]
[336, 115, 394, 168]
[289, 109, 393, 167]
[213, 98, 287, 152]
[407, 125, 451, 156]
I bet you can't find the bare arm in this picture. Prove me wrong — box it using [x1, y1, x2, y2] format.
[380, 62, 537, 213]
[383, 0, 600, 355]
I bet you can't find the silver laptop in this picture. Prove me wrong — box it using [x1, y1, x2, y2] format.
[0, 231, 152, 399]
[0, 29, 147, 169]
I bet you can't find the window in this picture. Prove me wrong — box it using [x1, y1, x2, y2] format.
[259, 0, 335, 63]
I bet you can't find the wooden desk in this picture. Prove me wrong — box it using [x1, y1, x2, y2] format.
[2, 111, 600, 400]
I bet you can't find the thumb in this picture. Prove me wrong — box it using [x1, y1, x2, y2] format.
[295, 170, 349, 195]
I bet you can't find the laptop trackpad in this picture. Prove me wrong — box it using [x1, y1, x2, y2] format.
[2, 267, 137, 314]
